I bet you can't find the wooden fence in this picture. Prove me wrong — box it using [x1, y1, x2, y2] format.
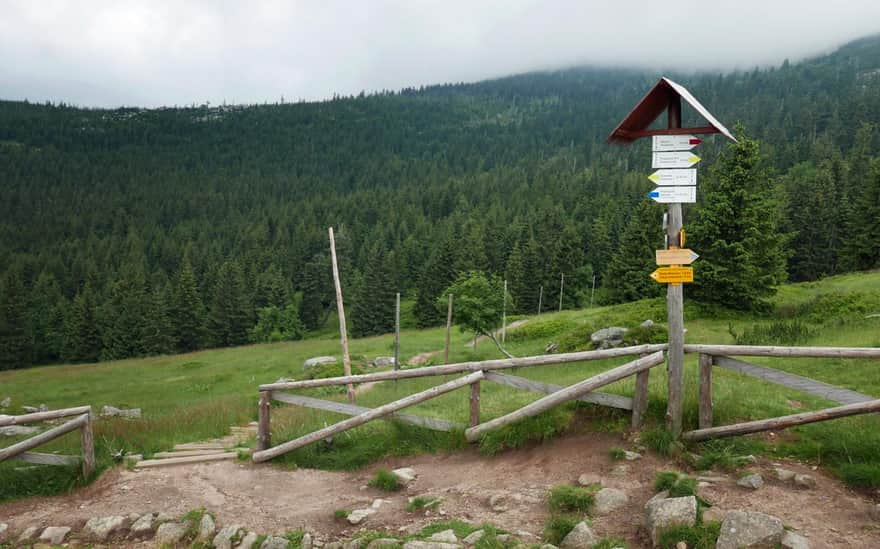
[681, 345, 880, 442]
[252, 344, 667, 463]
[0, 405, 95, 475]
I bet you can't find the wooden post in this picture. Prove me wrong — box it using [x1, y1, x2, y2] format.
[558, 273, 565, 312]
[473, 332, 477, 352]
[537, 285, 543, 315]
[665, 95, 685, 438]
[502, 279, 507, 344]
[445, 293, 453, 364]
[329, 227, 355, 403]
[631, 369, 650, 430]
[258, 390, 272, 451]
[394, 292, 401, 371]
[80, 410, 95, 476]
[590, 274, 596, 308]
[470, 381, 481, 427]
[698, 354, 713, 429]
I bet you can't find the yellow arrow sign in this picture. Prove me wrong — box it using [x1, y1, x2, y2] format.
[650, 266, 694, 284]
[656, 249, 700, 265]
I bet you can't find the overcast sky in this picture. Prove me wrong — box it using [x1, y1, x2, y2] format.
[1, 1, 879, 108]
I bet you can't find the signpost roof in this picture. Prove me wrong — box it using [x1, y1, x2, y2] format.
[607, 77, 736, 144]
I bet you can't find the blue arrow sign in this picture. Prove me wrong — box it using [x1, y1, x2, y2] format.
[648, 191, 660, 198]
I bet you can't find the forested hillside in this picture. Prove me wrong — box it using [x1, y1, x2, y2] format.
[1, 35, 879, 369]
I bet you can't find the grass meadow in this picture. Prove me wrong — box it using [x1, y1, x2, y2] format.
[1, 270, 878, 502]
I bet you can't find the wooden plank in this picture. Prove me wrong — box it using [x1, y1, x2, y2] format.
[714, 356, 873, 405]
[0, 406, 92, 427]
[173, 443, 228, 451]
[14, 452, 81, 466]
[272, 392, 463, 432]
[698, 353, 713, 429]
[465, 351, 665, 442]
[135, 452, 241, 468]
[631, 369, 650, 429]
[253, 371, 483, 463]
[80, 412, 95, 476]
[483, 372, 633, 411]
[0, 414, 88, 462]
[684, 344, 880, 358]
[258, 390, 271, 451]
[683, 399, 880, 442]
[152, 449, 230, 458]
[259, 344, 669, 391]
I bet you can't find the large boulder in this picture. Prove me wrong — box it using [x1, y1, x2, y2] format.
[39, 526, 71, 545]
[402, 542, 461, 549]
[644, 495, 697, 547]
[261, 536, 292, 549]
[559, 521, 598, 548]
[213, 524, 245, 549]
[303, 356, 337, 370]
[593, 488, 628, 515]
[428, 530, 458, 543]
[130, 513, 155, 536]
[83, 515, 127, 541]
[781, 531, 811, 549]
[100, 405, 142, 419]
[373, 356, 396, 368]
[198, 513, 216, 539]
[590, 327, 628, 349]
[715, 511, 784, 549]
[0, 523, 8, 542]
[155, 522, 190, 546]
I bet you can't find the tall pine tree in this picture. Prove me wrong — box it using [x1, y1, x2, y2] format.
[603, 200, 665, 304]
[171, 256, 205, 352]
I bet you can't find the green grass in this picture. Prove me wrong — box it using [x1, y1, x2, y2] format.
[1, 270, 879, 502]
[543, 516, 580, 545]
[592, 538, 629, 549]
[656, 522, 721, 549]
[548, 484, 595, 514]
[407, 496, 442, 512]
[369, 469, 401, 491]
[608, 447, 626, 460]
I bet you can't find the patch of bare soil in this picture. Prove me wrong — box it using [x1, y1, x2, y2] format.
[2, 432, 878, 548]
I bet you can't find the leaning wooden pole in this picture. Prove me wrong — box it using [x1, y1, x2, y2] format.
[465, 350, 665, 441]
[394, 292, 401, 371]
[0, 414, 89, 463]
[682, 399, 880, 442]
[253, 371, 484, 462]
[329, 227, 355, 403]
[444, 293, 453, 364]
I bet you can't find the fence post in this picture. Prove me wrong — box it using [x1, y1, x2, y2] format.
[80, 409, 95, 476]
[258, 391, 272, 451]
[470, 380, 481, 427]
[698, 353, 713, 429]
[631, 369, 650, 430]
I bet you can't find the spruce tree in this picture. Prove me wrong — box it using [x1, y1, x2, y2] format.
[0, 270, 31, 370]
[208, 260, 252, 347]
[171, 257, 205, 352]
[352, 243, 395, 337]
[100, 269, 149, 360]
[143, 288, 175, 356]
[505, 241, 530, 314]
[690, 126, 788, 310]
[603, 200, 665, 304]
[27, 271, 66, 364]
[63, 285, 101, 363]
[299, 254, 332, 331]
[414, 235, 458, 327]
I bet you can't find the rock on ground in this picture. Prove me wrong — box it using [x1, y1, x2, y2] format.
[560, 521, 598, 549]
[367, 539, 401, 549]
[577, 473, 602, 486]
[590, 327, 628, 349]
[100, 405, 142, 419]
[782, 530, 811, 549]
[402, 542, 461, 549]
[737, 473, 764, 490]
[392, 467, 417, 484]
[261, 536, 292, 549]
[428, 529, 458, 543]
[130, 513, 155, 536]
[0, 523, 7, 542]
[155, 522, 190, 545]
[593, 488, 628, 515]
[794, 474, 816, 488]
[199, 513, 216, 539]
[18, 526, 39, 542]
[716, 511, 784, 549]
[303, 356, 337, 370]
[373, 356, 396, 368]
[463, 530, 485, 545]
[239, 531, 261, 549]
[623, 450, 642, 461]
[83, 515, 127, 541]
[213, 524, 245, 549]
[0, 425, 40, 436]
[774, 468, 796, 482]
[644, 495, 697, 547]
[39, 526, 71, 545]
[347, 508, 376, 525]
[0, 397, 11, 407]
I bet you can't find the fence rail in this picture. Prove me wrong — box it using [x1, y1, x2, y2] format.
[0, 405, 95, 476]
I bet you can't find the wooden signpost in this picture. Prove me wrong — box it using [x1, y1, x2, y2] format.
[608, 77, 736, 437]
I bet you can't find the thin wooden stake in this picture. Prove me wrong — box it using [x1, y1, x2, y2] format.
[631, 369, 650, 430]
[537, 285, 543, 315]
[80, 411, 95, 476]
[445, 293, 453, 364]
[329, 227, 355, 403]
[258, 390, 272, 451]
[502, 279, 507, 344]
[698, 354, 713, 429]
[394, 292, 401, 371]
[558, 273, 565, 312]
[470, 381, 481, 427]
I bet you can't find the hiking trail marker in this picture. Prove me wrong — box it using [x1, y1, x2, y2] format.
[608, 76, 736, 438]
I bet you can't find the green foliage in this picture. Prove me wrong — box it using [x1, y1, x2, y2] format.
[690, 126, 788, 311]
[653, 472, 697, 498]
[608, 447, 626, 460]
[0, 269, 31, 370]
[368, 468, 401, 491]
[208, 260, 252, 347]
[592, 538, 628, 549]
[249, 304, 305, 343]
[542, 516, 578, 546]
[653, 471, 681, 492]
[641, 427, 677, 457]
[334, 509, 351, 520]
[548, 485, 595, 514]
[63, 284, 101, 363]
[603, 200, 664, 304]
[694, 439, 766, 472]
[835, 463, 880, 489]
[352, 243, 396, 337]
[284, 530, 306, 548]
[478, 407, 573, 455]
[416, 520, 481, 540]
[729, 319, 814, 346]
[656, 522, 721, 549]
[439, 271, 510, 339]
[171, 257, 206, 353]
[407, 496, 442, 512]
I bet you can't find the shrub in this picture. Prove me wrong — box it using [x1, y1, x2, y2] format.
[548, 485, 595, 514]
[369, 469, 401, 491]
[608, 447, 626, 460]
[334, 509, 350, 520]
[657, 522, 721, 549]
[641, 427, 677, 457]
[543, 516, 578, 546]
[407, 496, 441, 512]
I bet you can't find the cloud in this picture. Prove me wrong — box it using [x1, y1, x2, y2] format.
[1, 0, 878, 107]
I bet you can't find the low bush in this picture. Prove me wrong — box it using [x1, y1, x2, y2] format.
[542, 516, 579, 546]
[548, 484, 595, 514]
[369, 469, 401, 491]
[656, 521, 721, 549]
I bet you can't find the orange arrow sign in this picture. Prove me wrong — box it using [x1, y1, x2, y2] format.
[656, 249, 700, 265]
[650, 267, 694, 284]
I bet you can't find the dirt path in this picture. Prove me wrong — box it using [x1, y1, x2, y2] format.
[465, 319, 530, 349]
[2, 432, 877, 547]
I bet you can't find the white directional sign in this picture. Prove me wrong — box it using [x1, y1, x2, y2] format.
[652, 151, 701, 169]
[648, 186, 697, 204]
[648, 169, 697, 186]
[652, 135, 702, 152]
